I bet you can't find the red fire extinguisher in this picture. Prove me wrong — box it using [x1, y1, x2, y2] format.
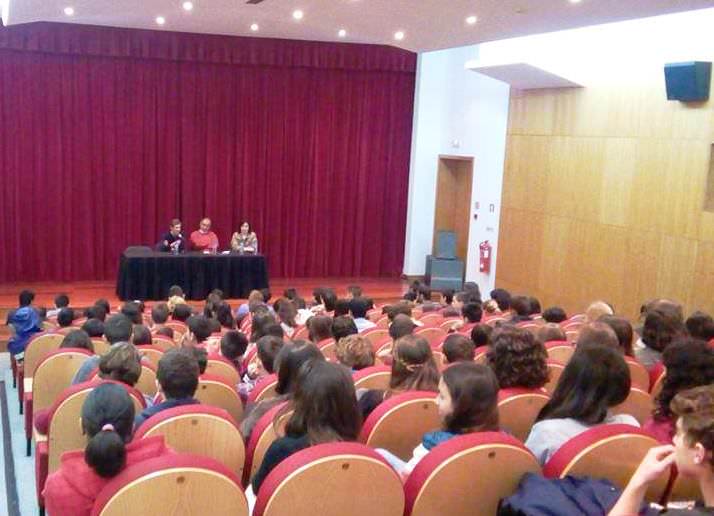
[479, 240, 492, 273]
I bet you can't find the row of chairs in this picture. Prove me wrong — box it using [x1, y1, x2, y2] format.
[87, 423, 692, 516]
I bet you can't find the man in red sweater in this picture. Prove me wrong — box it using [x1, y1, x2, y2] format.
[189, 218, 219, 252]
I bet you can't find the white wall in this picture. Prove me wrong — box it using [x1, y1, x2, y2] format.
[403, 44, 511, 295]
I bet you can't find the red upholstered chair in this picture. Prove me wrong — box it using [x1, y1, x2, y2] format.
[544, 359, 565, 395]
[135, 345, 164, 369]
[612, 387, 654, 425]
[473, 345, 489, 364]
[565, 329, 580, 343]
[363, 327, 390, 344]
[247, 373, 279, 404]
[253, 443, 404, 516]
[353, 365, 391, 391]
[243, 402, 292, 485]
[19, 331, 66, 413]
[625, 357, 650, 391]
[133, 405, 245, 477]
[457, 322, 478, 335]
[650, 362, 666, 397]
[359, 391, 440, 461]
[545, 340, 574, 364]
[497, 388, 551, 442]
[151, 334, 175, 352]
[418, 313, 443, 326]
[543, 424, 670, 502]
[71, 317, 88, 327]
[196, 374, 244, 422]
[375, 316, 391, 329]
[317, 338, 337, 362]
[404, 432, 541, 516]
[24, 348, 93, 456]
[35, 380, 146, 512]
[90, 454, 248, 516]
[134, 362, 159, 397]
[439, 318, 462, 332]
[205, 354, 240, 385]
[485, 317, 507, 327]
[165, 320, 188, 342]
[415, 326, 447, 346]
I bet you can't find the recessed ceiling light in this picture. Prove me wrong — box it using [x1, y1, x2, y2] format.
[569, 0, 582, 3]
[63, 6, 74, 16]
[292, 9, 304, 20]
[156, 16, 166, 25]
[182, 1, 193, 11]
[251, 23, 259, 32]
[394, 31, 405, 41]
[338, 29, 347, 38]
[466, 15, 478, 25]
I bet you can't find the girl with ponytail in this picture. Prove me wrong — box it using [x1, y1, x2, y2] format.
[43, 383, 173, 516]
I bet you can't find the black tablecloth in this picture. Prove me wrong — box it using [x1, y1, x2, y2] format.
[116, 249, 269, 301]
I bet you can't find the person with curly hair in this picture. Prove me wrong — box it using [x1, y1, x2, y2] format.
[487, 326, 549, 389]
[335, 334, 376, 371]
[644, 338, 714, 444]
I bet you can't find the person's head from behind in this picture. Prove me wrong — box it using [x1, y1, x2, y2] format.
[151, 303, 170, 325]
[94, 299, 111, 317]
[670, 385, 714, 479]
[283, 288, 299, 301]
[99, 343, 141, 386]
[120, 302, 142, 325]
[335, 335, 375, 370]
[577, 322, 620, 352]
[643, 303, 685, 353]
[56, 308, 74, 328]
[441, 289, 455, 306]
[390, 335, 440, 393]
[81, 318, 104, 339]
[347, 285, 363, 299]
[542, 306, 568, 324]
[349, 297, 370, 319]
[60, 329, 94, 352]
[462, 302, 483, 323]
[686, 311, 714, 341]
[585, 300, 614, 323]
[220, 331, 249, 367]
[442, 334, 475, 364]
[388, 302, 413, 322]
[537, 344, 630, 424]
[439, 362, 499, 434]
[168, 285, 184, 298]
[82, 383, 135, 478]
[285, 361, 361, 444]
[321, 289, 337, 312]
[487, 326, 548, 389]
[171, 303, 192, 323]
[490, 288, 511, 312]
[470, 324, 493, 347]
[275, 340, 324, 396]
[528, 297, 542, 316]
[157, 348, 199, 400]
[307, 315, 333, 343]
[104, 315, 133, 345]
[598, 315, 634, 356]
[389, 314, 416, 342]
[250, 311, 278, 342]
[333, 299, 350, 317]
[191, 346, 208, 375]
[131, 325, 152, 346]
[536, 323, 566, 344]
[332, 316, 358, 341]
[54, 293, 70, 309]
[19, 289, 35, 307]
[510, 296, 531, 318]
[84, 305, 107, 322]
[654, 338, 714, 423]
[256, 335, 285, 375]
[216, 303, 235, 330]
[187, 315, 212, 344]
[277, 299, 297, 327]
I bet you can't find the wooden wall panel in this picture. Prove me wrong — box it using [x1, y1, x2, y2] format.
[497, 73, 714, 319]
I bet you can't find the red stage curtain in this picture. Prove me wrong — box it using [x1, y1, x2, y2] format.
[0, 23, 415, 282]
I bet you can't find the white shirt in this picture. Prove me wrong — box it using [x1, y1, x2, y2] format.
[354, 318, 376, 333]
[525, 413, 640, 465]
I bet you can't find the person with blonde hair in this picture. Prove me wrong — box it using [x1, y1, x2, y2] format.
[585, 300, 614, 323]
[335, 334, 375, 371]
